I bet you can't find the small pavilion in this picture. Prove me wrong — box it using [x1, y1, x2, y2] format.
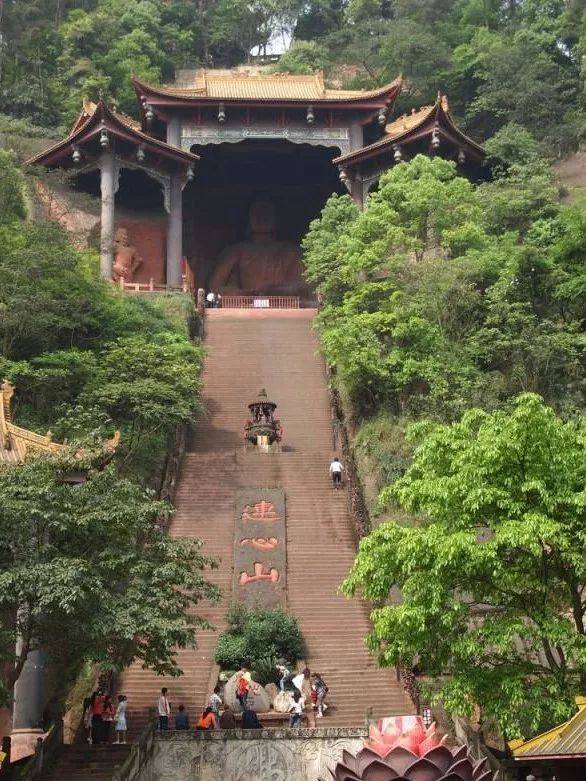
[509, 696, 586, 781]
[0, 381, 65, 463]
[28, 71, 485, 297]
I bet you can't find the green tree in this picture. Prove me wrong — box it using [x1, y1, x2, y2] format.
[343, 394, 586, 736]
[0, 453, 219, 705]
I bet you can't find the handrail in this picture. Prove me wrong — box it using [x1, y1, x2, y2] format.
[112, 719, 156, 781]
[15, 720, 63, 781]
[220, 295, 300, 309]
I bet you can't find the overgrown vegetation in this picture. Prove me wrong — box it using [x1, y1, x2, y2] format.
[0, 150, 213, 706]
[0, 151, 203, 485]
[305, 150, 584, 503]
[304, 148, 586, 735]
[1, 1, 584, 152]
[343, 395, 586, 737]
[214, 603, 305, 683]
[0, 453, 219, 707]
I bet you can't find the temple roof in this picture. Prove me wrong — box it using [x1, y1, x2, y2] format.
[0, 381, 120, 465]
[334, 93, 485, 166]
[27, 99, 199, 168]
[1, 381, 65, 464]
[510, 697, 586, 759]
[132, 71, 402, 106]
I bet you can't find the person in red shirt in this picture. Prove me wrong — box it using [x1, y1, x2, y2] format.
[90, 690, 106, 744]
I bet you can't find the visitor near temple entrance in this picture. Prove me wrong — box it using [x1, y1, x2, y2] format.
[196, 707, 217, 730]
[114, 695, 128, 743]
[311, 673, 329, 718]
[207, 686, 223, 717]
[157, 688, 171, 731]
[219, 705, 236, 729]
[236, 666, 252, 710]
[174, 704, 189, 730]
[241, 709, 262, 729]
[102, 695, 115, 743]
[289, 691, 304, 727]
[206, 291, 216, 308]
[276, 662, 291, 691]
[329, 457, 344, 489]
[90, 690, 106, 745]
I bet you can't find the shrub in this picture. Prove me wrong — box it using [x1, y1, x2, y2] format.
[214, 605, 304, 673]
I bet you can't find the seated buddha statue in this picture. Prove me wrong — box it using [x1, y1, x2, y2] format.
[210, 199, 307, 295]
[112, 228, 143, 283]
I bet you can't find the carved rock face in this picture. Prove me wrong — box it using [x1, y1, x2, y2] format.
[327, 716, 494, 781]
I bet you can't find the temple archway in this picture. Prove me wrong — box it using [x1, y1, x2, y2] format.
[183, 140, 344, 296]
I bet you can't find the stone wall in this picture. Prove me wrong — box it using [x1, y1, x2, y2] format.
[144, 727, 367, 781]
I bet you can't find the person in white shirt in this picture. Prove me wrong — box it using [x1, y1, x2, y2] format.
[289, 690, 305, 727]
[157, 687, 171, 731]
[206, 291, 216, 308]
[329, 457, 344, 489]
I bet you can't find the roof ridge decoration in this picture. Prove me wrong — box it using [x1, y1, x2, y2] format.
[132, 72, 402, 104]
[334, 92, 485, 166]
[27, 98, 199, 168]
[0, 380, 120, 465]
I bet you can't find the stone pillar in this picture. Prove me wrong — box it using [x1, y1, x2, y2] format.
[11, 646, 47, 761]
[166, 116, 181, 149]
[349, 178, 364, 210]
[349, 121, 364, 153]
[166, 174, 183, 288]
[99, 151, 116, 280]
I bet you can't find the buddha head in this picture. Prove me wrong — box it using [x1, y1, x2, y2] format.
[248, 198, 277, 242]
[114, 227, 130, 247]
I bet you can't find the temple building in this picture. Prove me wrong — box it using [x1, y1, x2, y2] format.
[28, 70, 485, 297]
[509, 696, 586, 781]
[0, 381, 66, 464]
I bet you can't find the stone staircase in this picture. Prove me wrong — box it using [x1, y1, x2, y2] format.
[116, 308, 414, 738]
[40, 745, 131, 780]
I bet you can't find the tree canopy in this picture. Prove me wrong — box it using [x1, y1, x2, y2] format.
[342, 394, 586, 736]
[304, 155, 583, 421]
[0, 453, 218, 706]
[0, 0, 583, 151]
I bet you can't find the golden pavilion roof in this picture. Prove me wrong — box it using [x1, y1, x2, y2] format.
[334, 93, 485, 166]
[510, 697, 586, 759]
[133, 70, 402, 103]
[0, 381, 120, 465]
[384, 96, 450, 141]
[27, 99, 198, 168]
[0, 381, 65, 464]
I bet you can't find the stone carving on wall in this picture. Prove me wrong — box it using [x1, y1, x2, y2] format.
[210, 199, 307, 296]
[181, 124, 351, 154]
[234, 489, 286, 609]
[112, 227, 143, 282]
[151, 730, 367, 781]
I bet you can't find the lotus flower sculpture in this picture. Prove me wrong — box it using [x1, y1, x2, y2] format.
[327, 715, 494, 781]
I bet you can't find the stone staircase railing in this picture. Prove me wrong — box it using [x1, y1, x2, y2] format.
[14, 720, 63, 781]
[112, 720, 156, 781]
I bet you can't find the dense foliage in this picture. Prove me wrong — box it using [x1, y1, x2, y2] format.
[0, 152, 203, 483]
[305, 154, 583, 423]
[1, 1, 583, 150]
[343, 395, 586, 736]
[0, 454, 219, 707]
[0, 150, 213, 703]
[305, 152, 586, 732]
[214, 603, 305, 679]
